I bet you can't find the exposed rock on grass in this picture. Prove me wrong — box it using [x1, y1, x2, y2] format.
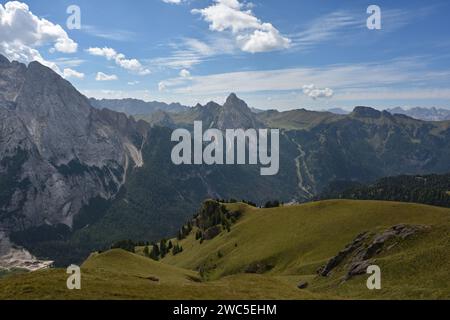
[318, 224, 429, 280]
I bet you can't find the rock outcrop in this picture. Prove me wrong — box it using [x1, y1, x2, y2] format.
[318, 224, 429, 281]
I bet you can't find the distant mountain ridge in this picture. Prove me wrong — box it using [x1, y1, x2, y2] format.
[89, 98, 189, 116]
[388, 107, 450, 121]
[168, 93, 265, 130]
[325, 108, 350, 115]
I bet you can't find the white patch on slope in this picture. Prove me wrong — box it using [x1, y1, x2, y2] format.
[0, 232, 53, 271]
[124, 142, 143, 168]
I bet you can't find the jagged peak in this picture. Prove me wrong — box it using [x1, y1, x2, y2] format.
[223, 93, 250, 111]
[225, 93, 242, 105]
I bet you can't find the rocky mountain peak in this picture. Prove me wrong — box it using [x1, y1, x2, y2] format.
[217, 93, 263, 129]
[224, 93, 248, 110]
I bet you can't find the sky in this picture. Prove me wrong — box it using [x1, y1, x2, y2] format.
[1, 0, 450, 111]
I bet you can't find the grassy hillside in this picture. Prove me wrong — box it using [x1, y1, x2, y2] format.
[1, 200, 449, 300]
[162, 200, 450, 299]
[0, 249, 319, 300]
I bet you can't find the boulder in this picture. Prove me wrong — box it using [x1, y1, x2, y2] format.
[297, 281, 309, 289]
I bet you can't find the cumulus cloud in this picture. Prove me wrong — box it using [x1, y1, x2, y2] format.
[179, 69, 191, 78]
[1, 41, 58, 71]
[158, 81, 167, 92]
[87, 47, 151, 75]
[302, 84, 334, 100]
[0, 1, 78, 73]
[192, 0, 290, 53]
[63, 68, 84, 79]
[96, 72, 118, 81]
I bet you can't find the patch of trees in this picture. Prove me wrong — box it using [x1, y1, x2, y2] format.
[147, 239, 179, 260]
[264, 200, 281, 208]
[110, 239, 136, 253]
[214, 198, 257, 207]
[112, 200, 244, 261]
[172, 243, 183, 256]
[177, 221, 193, 241]
[215, 198, 238, 203]
[192, 200, 242, 243]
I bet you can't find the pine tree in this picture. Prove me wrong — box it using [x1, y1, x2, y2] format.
[160, 239, 168, 258]
[143, 245, 150, 257]
[150, 243, 160, 261]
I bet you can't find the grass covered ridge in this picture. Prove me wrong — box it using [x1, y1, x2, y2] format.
[0, 200, 449, 300]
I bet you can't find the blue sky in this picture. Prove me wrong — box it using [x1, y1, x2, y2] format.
[1, 0, 450, 111]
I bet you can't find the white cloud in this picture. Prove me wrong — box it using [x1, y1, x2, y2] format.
[158, 81, 168, 92]
[63, 68, 84, 79]
[0, 41, 59, 72]
[81, 25, 137, 41]
[0, 1, 78, 75]
[302, 84, 334, 100]
[179, 69, 191, 78]
[237, 23, 291, 53]
[87, 47, 151, 75]
[128, 81, 140, 85]
[0, 1, 77, 63]
[192, 0, 290, 53]
[150, 37, 235, 69]
[291, 11, 360, 50]
[54, 57, 85, 68]
[95, 72, 118, 81]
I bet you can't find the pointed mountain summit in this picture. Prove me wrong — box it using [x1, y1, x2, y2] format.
[216, 93, 263, 129]
[169, 93, 262, 130]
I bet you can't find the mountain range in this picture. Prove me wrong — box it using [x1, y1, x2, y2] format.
[1, 54, 450, 266]
[89, 98, 188, 116]
[387, 107, 450, 121]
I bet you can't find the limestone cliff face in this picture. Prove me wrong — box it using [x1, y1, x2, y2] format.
[0, 55, 148, 231]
